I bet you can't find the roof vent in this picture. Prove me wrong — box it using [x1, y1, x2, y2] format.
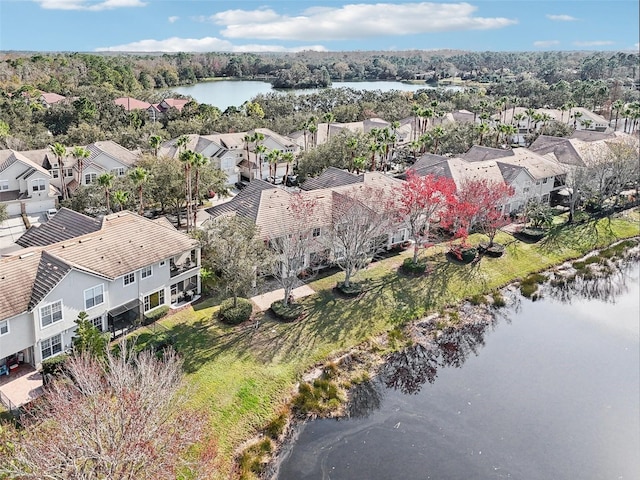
[19, 252, 35, 259]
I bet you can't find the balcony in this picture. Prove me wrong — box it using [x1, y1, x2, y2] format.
[170, 257, 198, 278]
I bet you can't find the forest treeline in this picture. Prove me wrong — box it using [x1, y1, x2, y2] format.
[0, 50, 638, 152]
[1, 50, 638, 92]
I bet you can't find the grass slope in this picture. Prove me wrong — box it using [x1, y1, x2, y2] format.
[132, 215, 639, 477]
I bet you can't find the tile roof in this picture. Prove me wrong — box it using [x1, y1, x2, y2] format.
[161, 98, 189, 112]
[0, 211, 198, 320]
[16, 208, 102, 248]
[46, 211, 198, 280]
[300, 167, 363, 191]
[85, 141, 137, 167]
[0, 251, 42, 320]
[114, 97, 152, 111]
[39, 92, 66, 104]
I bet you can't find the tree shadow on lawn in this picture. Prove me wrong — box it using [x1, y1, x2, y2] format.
[538, 217, 618, 255]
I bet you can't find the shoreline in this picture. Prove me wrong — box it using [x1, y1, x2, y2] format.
[262, 236, 640, 480]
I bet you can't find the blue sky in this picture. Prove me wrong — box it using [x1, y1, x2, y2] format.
[1, 0, 638, 53]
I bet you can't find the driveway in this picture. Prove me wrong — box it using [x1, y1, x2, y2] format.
[0, 213, 45, 255]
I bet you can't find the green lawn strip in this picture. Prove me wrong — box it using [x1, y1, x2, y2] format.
[136, 215, 638, 477]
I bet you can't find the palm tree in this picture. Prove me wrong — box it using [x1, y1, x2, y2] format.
[190, 152, 209, 228]
[571, 111, 583, 129]
[281, 151, 295, 184]
[431, 126, 445, 154]
[409, 140, 420, 160]
[243, 133, 253, 166]
[265, 149, 282, 182]
[353, 156, 367, 174]
[513, 112, 526, 128]
[411, 103, 422, 141]
[179, 149, 195, 231]
[128, 166, 149, 216]
[175, 135, 189, 153]
[580, 119, 593, 130]
[611, 99, 624, 131]
[149, 135, 162, 157]
[476, 122, 490, 146]
[559, 104, 570, 123]
[112, 190, 129, 212]
[254, 144, 267, 180]
[71, 146, 90, 187]
[346, 136, 359, 172]
[368, 140, 382, 172]
[323, 112, 335, 142]
[97, 172, 115, 213]
[525, 107, 536, 131]
[50, 142, 67, 199]
[308, 123, 318, 148]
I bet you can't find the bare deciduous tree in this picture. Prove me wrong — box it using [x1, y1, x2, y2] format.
[0, 347, 216, 480]
[324, 184, 398, 287]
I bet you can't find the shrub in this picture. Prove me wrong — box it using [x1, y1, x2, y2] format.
[143, 306, 169, 325]
[479, 242, 505, 257]
[41, 354, 69, 380]
[520, 273, 546, 298]
[218, 297, 252, 325]
[335, 281, 363, 297]
[270, 300, 304, 322]
[449, 245, 477, 263]
[520, 227, 545, 241]
[492, 291, 506, 307]
[293, 378, 343, 415]
[400, 257, 427, 275]
[237, 438, 273, 480]
[469, 294, 487, 305]
[263, 410, 288, 440]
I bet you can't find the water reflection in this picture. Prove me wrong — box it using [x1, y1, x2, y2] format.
[350, 256, 639, 419]
[546, 255, 639, 304]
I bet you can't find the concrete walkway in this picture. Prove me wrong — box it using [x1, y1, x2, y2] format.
[250, 285, 316, 311]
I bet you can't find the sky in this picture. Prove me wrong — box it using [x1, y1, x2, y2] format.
[0, 0, 638, 53]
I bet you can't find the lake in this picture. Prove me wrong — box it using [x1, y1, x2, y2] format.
[170, 80, 452, 111]
[275, 260, 640, 480]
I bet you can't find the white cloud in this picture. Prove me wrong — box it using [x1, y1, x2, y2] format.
[546, 14, 578, 21]
[533, 40, 560, 47]
[207, 2, 517, 41]
[95, 37, 327, 53]
[34, 0, 146, 11]
[168, 16, 179, 23]
[635, 42, 640, 50]
[573, 40, 615, 47]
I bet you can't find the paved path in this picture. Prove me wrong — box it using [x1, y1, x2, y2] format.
[0, 366, 43, 409]
[250, 285, 316, 311]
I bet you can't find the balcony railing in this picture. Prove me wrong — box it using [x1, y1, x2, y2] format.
[170, 260, 198, 278]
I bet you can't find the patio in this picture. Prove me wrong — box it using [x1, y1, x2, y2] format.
[0, 364, 43, 411]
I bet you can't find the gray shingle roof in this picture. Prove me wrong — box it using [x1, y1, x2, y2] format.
[300, 167, 363, 191]
[205, 180, 276, 222]
[16, 208, 102, 248]
[410, 161, 453, 180]
[413, 153, 449, 170]
[29, 252, 72, 310]
[496, 162, 524, 184]
[462, 146, 514, 162]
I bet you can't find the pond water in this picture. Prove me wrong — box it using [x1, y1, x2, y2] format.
[170, 80, 453, 111]
[276, 260, 640, 480]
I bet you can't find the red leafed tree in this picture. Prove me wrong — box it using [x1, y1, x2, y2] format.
[399, 170, 456, 263]
[0, 348, 217, 480]
[442, 179, 514, 248]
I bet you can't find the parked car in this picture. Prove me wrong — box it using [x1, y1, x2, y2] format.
[235, 180, 250, 190]
[46, 208, 58, 220]
[285, 175, 298, 187]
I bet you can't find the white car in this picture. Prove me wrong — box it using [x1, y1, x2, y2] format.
[46, 208, 58, 220]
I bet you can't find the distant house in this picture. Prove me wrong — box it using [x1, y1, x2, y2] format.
[0, 210, 201, 370]
[38, 92, 66, 108]
[158, 98, 189, 113]
[114, 97, 162, 122]
[0, 150, 57, 215]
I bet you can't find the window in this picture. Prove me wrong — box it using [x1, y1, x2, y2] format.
[159, 260, 166, 267]
[41, 334, 62, 360]
[91, 317, 103, 331]
[141, 265, 152, 279]
[123, 272, 135, 286]
[312, 227, 321, 238]
[144, 289, 165, 312]
[52, 170, 59, 178]
[542, 194, 550, 203]
[543, 177, 549, 184]
[84, 285, 104, 309]
[85, 173, 97, 185]
[111, 167, 125, 176]
[32, 179, 46, 192]
[523, 187, 530, 194]
[65, 168, 74, 177]
[536, 180, 541, 186]
[0, 180, 9, 191]
[40, 300, 63, 328]
[0, 320, 8, 336]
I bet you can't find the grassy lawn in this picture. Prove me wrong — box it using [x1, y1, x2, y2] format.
[132, 214, 639, 478]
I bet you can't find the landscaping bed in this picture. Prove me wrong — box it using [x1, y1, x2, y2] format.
[270, 300, 304, 322]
